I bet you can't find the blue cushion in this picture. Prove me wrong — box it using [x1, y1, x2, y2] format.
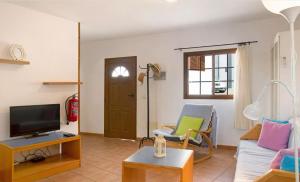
[280, 155, 300, 172]
[263, 117, 289, 124]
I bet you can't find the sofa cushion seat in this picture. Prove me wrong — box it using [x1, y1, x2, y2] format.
[234, 140, 277, 182]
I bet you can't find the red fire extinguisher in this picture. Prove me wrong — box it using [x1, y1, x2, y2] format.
[65, 94, 78, 125]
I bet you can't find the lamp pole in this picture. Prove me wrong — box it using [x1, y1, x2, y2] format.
[147, 63, 150, 138]
[290, 19, 299, 182]
[281, 7, 300, 182]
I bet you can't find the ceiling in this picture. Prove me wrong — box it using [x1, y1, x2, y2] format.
[5, 0, 273, 41]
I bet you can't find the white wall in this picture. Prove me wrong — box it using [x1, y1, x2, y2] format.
[0, 3, 78, 140]
[81, 17, 295, 146]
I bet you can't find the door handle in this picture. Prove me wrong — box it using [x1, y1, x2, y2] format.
[128, 93, 135, 97]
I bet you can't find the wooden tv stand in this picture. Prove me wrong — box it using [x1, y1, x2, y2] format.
[0, 132, 81, 182]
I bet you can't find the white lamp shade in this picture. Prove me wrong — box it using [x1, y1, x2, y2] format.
[243, 101, 263, 121]
[262, 0, 300, 14]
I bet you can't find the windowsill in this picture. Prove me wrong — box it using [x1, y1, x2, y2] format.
[184, 95, 233, 100]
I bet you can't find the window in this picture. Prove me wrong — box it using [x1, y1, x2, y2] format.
[184, 48, 236, 99]
[112, 66, 129, 78]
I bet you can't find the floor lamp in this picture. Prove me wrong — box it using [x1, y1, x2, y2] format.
[138, 63, 160, 148]
[243, 80, 294, 121]
[245, 1, 300, 181]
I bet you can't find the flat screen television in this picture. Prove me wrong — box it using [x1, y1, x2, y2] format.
[10, 104, 60, 137]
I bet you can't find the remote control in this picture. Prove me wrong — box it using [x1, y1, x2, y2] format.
[31, 156, 46, 163]
[63, 133, 76, 137]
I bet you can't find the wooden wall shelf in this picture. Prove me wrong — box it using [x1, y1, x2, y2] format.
[0, 59, 30, 65]
[43, 82, 83, 85]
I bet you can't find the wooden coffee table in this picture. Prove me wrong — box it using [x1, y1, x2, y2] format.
[122, 146, 193, 182]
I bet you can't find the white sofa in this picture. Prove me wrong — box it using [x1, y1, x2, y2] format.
[234, 140, 277, 182]
[234, 124, 297, 182]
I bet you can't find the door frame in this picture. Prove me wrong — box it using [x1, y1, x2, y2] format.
[104, 56, 137, 139]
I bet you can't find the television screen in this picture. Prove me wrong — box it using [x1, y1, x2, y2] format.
[10, 104, 60, 137]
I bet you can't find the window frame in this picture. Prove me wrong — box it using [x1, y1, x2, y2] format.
[183, 48, 237, 100]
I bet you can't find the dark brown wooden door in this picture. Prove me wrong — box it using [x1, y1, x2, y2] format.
[104, 56, 137, 139]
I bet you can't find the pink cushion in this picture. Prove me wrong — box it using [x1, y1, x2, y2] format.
[257, 121, 291, 151]
[271, 148, 300, 169]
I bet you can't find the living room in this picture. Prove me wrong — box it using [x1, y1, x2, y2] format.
[0, 0, 300, 182]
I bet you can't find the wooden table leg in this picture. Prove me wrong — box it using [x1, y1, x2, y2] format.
[122, 164, 146, 182]
[180, 154, 193, 182]
[0, 144, 13, 182]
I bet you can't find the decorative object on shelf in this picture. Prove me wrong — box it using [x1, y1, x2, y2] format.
[154, 135, 166, 158]
[9, 44, 26, 61]
[138, 63, 161, 148]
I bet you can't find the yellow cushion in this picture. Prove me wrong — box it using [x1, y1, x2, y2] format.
[175, 116, 204, 139]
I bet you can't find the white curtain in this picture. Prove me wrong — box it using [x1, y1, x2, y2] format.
[234, 45, 253, 129]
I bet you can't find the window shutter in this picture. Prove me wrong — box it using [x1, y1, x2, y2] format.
[188, 56, 205, 71]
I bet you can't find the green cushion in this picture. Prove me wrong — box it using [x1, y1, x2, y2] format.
[175, 116, 204, 139]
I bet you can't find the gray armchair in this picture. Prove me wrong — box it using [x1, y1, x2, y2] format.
[153, 104, 217, 163]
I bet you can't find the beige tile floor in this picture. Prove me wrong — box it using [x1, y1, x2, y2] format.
[39, 135, 236, 182]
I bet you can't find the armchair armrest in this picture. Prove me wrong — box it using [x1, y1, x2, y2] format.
[240, 124, 262, 140]
[160, 124, 176, 130]
[182, 129, 213, 151]
[201, 127, 212, 135]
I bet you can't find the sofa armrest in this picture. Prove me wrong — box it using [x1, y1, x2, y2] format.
[240, 124, 262, 140]
[255, 169, 298, 182]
